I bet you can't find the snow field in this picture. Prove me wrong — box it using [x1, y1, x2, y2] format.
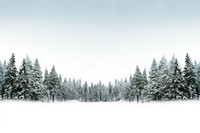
[0, 101, 199, 133]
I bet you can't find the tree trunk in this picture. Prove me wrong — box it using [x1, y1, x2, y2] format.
[52, 94, 55, 103]
[137, 94, 139, 103]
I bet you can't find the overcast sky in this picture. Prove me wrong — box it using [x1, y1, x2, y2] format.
[0, 0, 200, 83]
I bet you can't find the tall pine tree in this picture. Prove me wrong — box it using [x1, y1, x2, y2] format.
[2, 53, 17, 99]
[132, 66, 143, 103]
[157, 56, 169, 100]
[32, 58, 44, 101]
[183, 53, 198, 99]
[147, 59, 160, 101]
[164, 59, 187, 100]
[48, 65, 60, 102]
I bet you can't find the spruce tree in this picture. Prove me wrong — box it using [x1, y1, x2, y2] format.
[128, 74, 135, 101]
[195, 63, 200, 99]
[141, 69, 148, 102]
[164, 59, 187, 100]
[0, 62, 5, 99]
[83, 81, 89, 102]
[108, 81, 113, 101]
[43, 68, 50, 101]
[147, 59, 159, 101]
[123, 78, 131, 101]
[183, 53, 198, 99]
[55, 74, 64, 101]
[2, 53, 17, 99]
[32, 58, 44, 101]
[132, 66, 143, 103]
[48, 65, 59, 102]
[157, 56, 169, 100]
[15, 59, 28, 99]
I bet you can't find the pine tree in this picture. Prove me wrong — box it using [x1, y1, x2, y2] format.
[113, 80, 120, 101]
[164, 59, 187, 100]
[118, 79, 126, 101]
[126, 74, 134, 101]
[44, 69, 49, 86]
[53, 74, 64, 101]
[108, 81, 113, 101]
[32, 58, 44, 101]
[48, 65, 60, 102]
[147, 59, 159, 101]
[0, 62, 5, 99]
[157, 56, 169, 100]
[132, 66, 143, 103]
[88, 83, 94, 102]
[141, 69, 148, 102]
[64, 78, 76, 100]
[14, 59, 29, 99]
[183, 53, 198, 99]
[195, 62, 200, 99]
[83, 81, 89, 102]
[2, 53, 17, 99]
[43, 68, 50, 101]
[15, 56, 35, 100]
[123, 75, 132, 101]
[122, 78, 130, 101]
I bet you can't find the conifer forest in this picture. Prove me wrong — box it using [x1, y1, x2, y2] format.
[0, 53, 200, 103]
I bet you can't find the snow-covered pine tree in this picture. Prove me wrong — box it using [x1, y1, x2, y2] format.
[48, 65, 60, 102]
[164, 58, 187, 100]
[142, 69, 148, 85]
[43, 69, 49, 86]
[123, 75, 133, 101]
[62, 78, 68, 100]
[88, 82, 94, 102]
[55, 74, 64, 101]
[141, 68, 148, 102]
[43, 68, 50, 101]
[100, 81, 109, 102]
[108, 81, 113, 101]
[132, 66, 143, 103]
[96, 81, 105, 101]
[72, 79, 81, 101]
[123, 78, 131, 101]
[14, 59, 32, 100]
[23, 56, 34, 100]
[32, 58, 44, 101]
[2, 53, 17, 99]
[83, 81, 88, 102]
[113, 79, 120, 101]
[183, 53, 198, 99]
[125, 75, 134, 101]
[66, 78, 77, 100]
[194, 61, 200, 99]
[157, 56, 169, 100]
[0, 62, 5, 99]
[118, 79, 127, 101]
[147, 59, 159, 101]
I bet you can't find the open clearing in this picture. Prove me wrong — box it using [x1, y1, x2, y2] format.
[0, 101, 199, 133]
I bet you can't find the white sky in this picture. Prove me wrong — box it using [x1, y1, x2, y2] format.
[0, 0, 200, 83]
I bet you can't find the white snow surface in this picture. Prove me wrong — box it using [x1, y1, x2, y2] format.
[0, 100, 199, 133]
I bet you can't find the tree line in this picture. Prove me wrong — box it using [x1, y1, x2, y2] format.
[0, 53, 199, 102]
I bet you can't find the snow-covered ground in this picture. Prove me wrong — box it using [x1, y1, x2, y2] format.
[0, 101, 199, 133]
